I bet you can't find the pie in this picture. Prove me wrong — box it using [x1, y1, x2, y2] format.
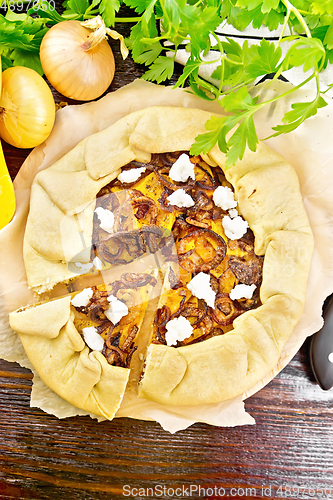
[8, 106, 314, 419]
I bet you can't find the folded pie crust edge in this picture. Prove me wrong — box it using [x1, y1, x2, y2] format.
[9, 297, 130, 419]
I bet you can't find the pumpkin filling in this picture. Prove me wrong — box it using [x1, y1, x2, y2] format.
[70, 151, 264, 357]
[71, 272, 157, 368]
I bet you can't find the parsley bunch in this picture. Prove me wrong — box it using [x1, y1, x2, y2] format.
[1, 0, 333, 164]
[0, 11, 49, 74]
[124, 0, 332, 166]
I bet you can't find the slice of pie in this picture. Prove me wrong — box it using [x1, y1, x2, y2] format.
[8, 106, 313, 418]
[9, 271, 158, 419]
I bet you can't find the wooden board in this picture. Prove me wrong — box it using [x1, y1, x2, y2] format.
[0, 4, 332, 499]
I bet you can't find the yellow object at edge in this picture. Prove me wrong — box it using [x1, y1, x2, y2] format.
[0, 140, 15, 230]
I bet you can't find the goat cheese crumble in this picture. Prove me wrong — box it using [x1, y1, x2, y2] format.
[118, 167, 146, 184]
[222, 215, 249, 240]
[228, 208, 238, 218]
[82, 326, 104, 352]
[105, 295, 129, 325]
[95, 206, 114, 233]
[230, 283, 256, 300]
[165, 316, 193, 346]
[167, 189, 195, 208]
[213, 185, 237, 210]
[93, 256, 103, 270]
[75, 262, 93, 273]
[71, 287, 93, 308]
[187, 272, 216, 308]
[169, 154, 195, 182]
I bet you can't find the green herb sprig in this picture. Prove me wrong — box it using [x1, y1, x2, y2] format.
[123, 0, 333, 166]
[1, 0, 333, 165]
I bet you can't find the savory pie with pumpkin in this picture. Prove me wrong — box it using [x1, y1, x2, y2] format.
[8, 106, 313, 418]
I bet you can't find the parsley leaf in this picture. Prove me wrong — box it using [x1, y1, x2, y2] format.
[324, 22, 333, 49]
[226, 116, 258, 167]
[142, 55, 175, 83]
[191, 115, 229, 156]
[173, 58, 202, 88]
[311, 1, 333, 16]
[286, 37, 325, 72]
[246, 39, 282, 78]
[191, 88, 259, 167]
[123, 0, 152, 14]
[270, 96, 328, 136]
[134, 41, 163, 65]
[220, 87, 258, 113]
[261, 0, 280, 14]
[8, 50, 44, 74]
[62, 0, 90, 18]
[0, 13, 48, 72]
[129, 18, 161, 64]
[98, 0, 121, 26]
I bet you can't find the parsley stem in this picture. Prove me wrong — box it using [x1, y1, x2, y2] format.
[253, 72, 317, 113]
[114, 17, 142, 22]
[201, 57, 223, 66]
[297, 9, 312, 16]
[211, 33, 224, 95]
[315, 72, 321, 96]
[227, 72, 317, 128]
[277, 7, 291, 45]
[222, 56, 242, 66]
[281, 0, 311, 38]
[83, 4, 99, 19]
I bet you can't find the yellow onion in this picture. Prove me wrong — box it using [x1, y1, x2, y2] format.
[0, 67, 55, 149]
[40, 16, 128, 101]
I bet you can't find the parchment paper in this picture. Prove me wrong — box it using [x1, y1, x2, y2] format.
[0, 79, 332, 433]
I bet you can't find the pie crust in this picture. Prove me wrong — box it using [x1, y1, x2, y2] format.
[9, 106, 313, 418]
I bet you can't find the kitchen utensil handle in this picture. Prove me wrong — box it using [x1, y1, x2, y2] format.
[310, 294, 333, 390]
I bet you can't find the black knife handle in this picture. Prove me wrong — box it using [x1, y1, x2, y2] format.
[310, 295, 333, 390]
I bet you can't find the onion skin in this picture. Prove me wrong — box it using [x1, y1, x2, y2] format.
[40, 20, 115, 101]
[0, 67, 55, 149]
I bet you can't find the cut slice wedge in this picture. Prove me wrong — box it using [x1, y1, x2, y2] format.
[9, 269, 160, 419]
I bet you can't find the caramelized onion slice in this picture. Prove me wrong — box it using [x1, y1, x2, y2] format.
[155, 305, 171, 328]
[98, 236, 125, 263]
[126, 345, 138, 367]
[193, 190, 214, 211]
[229, 256, 263, 286]
[178, 228, 227, 272]
[181, 305, 207, 326]
[195, 164, 218, 190]
[121, 272, 157, 288]
[104, 345, 125, 366]
[181, 305, 213, 339]
[121, 325, 139, 352]
[97, 225, 168, 264]
[113, 190, 158, 232]
[211, 293, 242, 326]
[156, 166, 195, 192]
[185, 218, 209, 229]
[97, 190, 120, 212]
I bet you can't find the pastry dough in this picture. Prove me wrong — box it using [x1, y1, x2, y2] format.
[8, 106, 313, 417]
[9, 297, 129, 419]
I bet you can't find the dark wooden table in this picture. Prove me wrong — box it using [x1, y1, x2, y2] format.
[0, 7, 332, 500]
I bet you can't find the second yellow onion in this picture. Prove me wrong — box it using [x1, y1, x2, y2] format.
[40, 19, 115, 101]
[0, 67, 55, 149]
